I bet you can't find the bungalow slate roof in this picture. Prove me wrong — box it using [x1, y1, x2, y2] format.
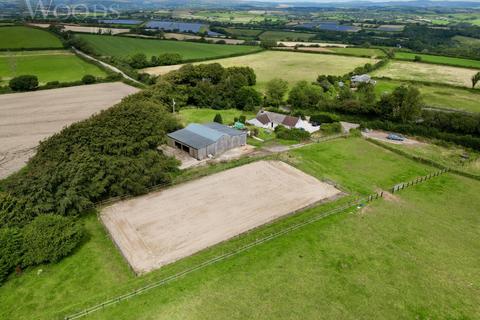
[167, 123, 244, 149]
[255, 111, 300, 127]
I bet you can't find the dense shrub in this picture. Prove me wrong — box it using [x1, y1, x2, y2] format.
[151, 53, 182, 66]
[275, 125, 310, 141]
[310, 112, 340, 124]
[1, 96, 180, 219]
[22, 215, 84, 265]
[81, 74, 96, 84]
[9, 75, 38, 91]
[213, 113, 223, 124]
[0, 227, 22, 283]
[320, 122, 342, 134]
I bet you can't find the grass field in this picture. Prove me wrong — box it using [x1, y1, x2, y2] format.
[0, 26, 63, 50]
[0, 51, 107, 85]
[2, 138, 479, 319]
[77, 34, 261, 60]
[375, 79, 480, 113]
[371, 60, 479, 88]
[368, 139, 480, 177]
[394, 51, 480, 69]
[259, 30, 316, 41]
[178, 108, 255, 126]
[218, 27, 264, 38]
[145, 51, 376, 90]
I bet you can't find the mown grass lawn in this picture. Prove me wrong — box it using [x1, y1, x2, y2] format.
[375, 79, 480, 113]
[0, 26, 63, 49]
[0, 51, 107, 85]
[1, 138, 478, 320]
[77, 34, 262, 61]
[178, 108, 255, 126]
[394, 51, 480, 69]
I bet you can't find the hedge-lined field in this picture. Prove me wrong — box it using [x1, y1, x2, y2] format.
[0, 51, 107, 85]
[394, 51, 480, 69]
[330, 47, 386, 58]
[77, 34, 262, 60]
[371, 60, 478, 88]
[375, 79, 480, 113]
[259, 30, 316, 41]
[3, 138, 479, 320]
[145, 51, 376, 90]
[0, 26, 63, 50]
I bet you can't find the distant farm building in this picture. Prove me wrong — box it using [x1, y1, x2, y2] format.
[167, 122, 246, 160]
[351, 74, 376, 87]
[247, 110, 320, 133]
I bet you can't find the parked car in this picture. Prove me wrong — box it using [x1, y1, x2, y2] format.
[387, 133, 405, 141]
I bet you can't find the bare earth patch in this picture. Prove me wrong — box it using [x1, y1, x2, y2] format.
[101, 160, 342, 274]
[0, 82, 139, 179]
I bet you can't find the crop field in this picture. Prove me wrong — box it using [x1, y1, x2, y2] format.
[77, 34, 261, 60]
[0, 50, 107, 85]
[375, 79, 480, 113]
[3, 138, 479, 320]
[259, 30, 316, 41]
[394, 51, 480, 69]
[0, 82, 139, 179]
[0, 26, 63, 49]
[371, 60, 479, 88]
[101, 160, 341, 273]
[144, 51, 376, 90]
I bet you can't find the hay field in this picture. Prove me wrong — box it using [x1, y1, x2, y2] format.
[371, 60, 479, 88]
[101, 160, 341, 273]
[144, 51, 376, 89]
[0, 82, 139, 178]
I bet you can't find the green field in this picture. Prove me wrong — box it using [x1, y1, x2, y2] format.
[371, 60, 478, 88]
[218, 27, 264, 38]
[394, 51, 480, 69]
[146, 51, 376, 91]
[259, 30, 316, 41]
[0, 26, 63, 50]
[375, 79, 480, 113]
[78, 34, 262, 60]
[179, 108, 255, 126]
[2, 138, 479, 319]
[369, 138, 480, 177]
[0, 51, 107, 85]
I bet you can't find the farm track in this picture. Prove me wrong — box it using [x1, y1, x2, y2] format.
[72, 47, 142, 85]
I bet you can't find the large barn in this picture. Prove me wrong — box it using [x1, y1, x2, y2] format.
[167, 122, 247, 160]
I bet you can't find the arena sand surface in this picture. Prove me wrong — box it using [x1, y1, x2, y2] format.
[101, 160, 342, 274]
[0, 82, 139, 179]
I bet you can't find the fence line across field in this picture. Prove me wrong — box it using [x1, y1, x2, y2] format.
[64, 163, 451, 319]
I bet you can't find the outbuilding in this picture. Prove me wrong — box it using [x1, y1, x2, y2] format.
[167, 122, 247, 160]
